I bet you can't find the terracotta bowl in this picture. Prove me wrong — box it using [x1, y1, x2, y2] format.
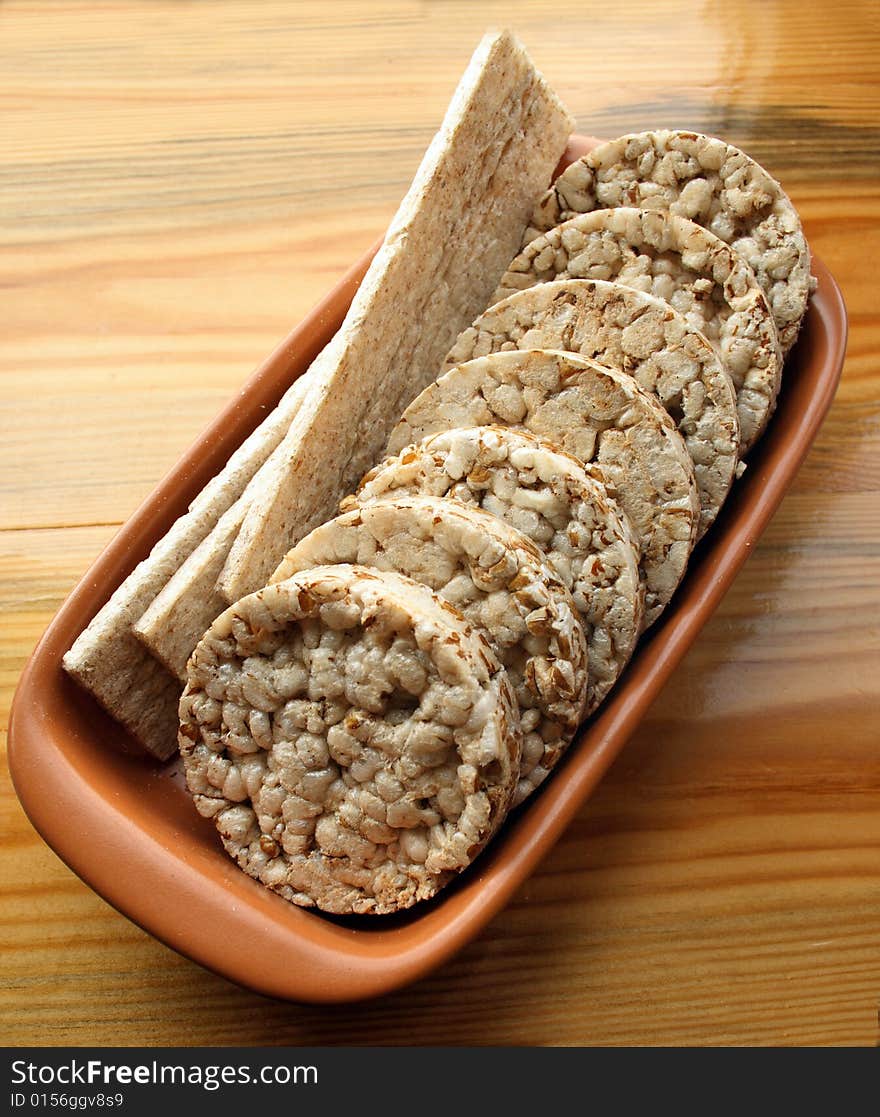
[8, 136, 847, 1003]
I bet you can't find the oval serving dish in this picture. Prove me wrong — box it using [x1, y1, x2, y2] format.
[8, 136, 847, 1003]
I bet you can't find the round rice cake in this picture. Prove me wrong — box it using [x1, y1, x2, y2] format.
[443, 279, 731, 536]
[527, 129, 813, 354]
[270, 495, 589, 806]
[495, 207, 778, 452]
[179, 564, 522, 916]
[389, 349, 700, 628]
[345, 425, 643, 713]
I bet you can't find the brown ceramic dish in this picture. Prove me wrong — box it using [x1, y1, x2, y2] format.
[8, 136, 846, 1003]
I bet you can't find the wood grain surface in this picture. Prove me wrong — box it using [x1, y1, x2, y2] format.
[2, 0, 879, 1047]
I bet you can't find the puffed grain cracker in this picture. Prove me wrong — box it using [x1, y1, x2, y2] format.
[497, 207, 776, 452]
[180, 564, 522, 914]
[527, 129, 813, 355]
[390, 349, 700, 627]
[346, 426, 642, 712]
[444, 279, 730, 537]
[270, 495, 588, 805]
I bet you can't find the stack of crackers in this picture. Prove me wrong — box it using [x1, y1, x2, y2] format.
[63, 32, 813, 915]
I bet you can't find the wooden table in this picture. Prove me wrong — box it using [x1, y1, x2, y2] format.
[2, 0, 878, 1047]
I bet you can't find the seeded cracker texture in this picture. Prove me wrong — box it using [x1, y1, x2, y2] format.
[345, 426, 643, 712]
[389, 349, 699, 628]
[217, 31, 574, 602]
[270, 495, 588, 806]
[526, 129, 813, 355]
[62, 371, 314, 759]
[496, 207, 777, 453]
[446, 278, 736, 535]
[179, 565, 522, 915]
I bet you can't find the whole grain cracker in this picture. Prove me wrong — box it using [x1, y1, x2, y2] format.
[270, 495, 588, 805]
[527, 129, 813, 354]
[444, 279, 733, 536]
[497, 207, 777, 452]
[345, 425, 643, 712]
[389, 349, 700, 627]
[180, 564, 522, 914]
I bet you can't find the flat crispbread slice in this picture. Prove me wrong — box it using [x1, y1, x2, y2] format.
[133, 423, 298, 680]
[217, 31, 574, 602]
[133, 499, 246, 682]
[62, 371, 313, 759]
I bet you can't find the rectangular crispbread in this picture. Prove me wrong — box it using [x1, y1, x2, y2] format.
[217, 30, 574, 600]
[132, 415, 300, 679]
[61, 371, 313, 758]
